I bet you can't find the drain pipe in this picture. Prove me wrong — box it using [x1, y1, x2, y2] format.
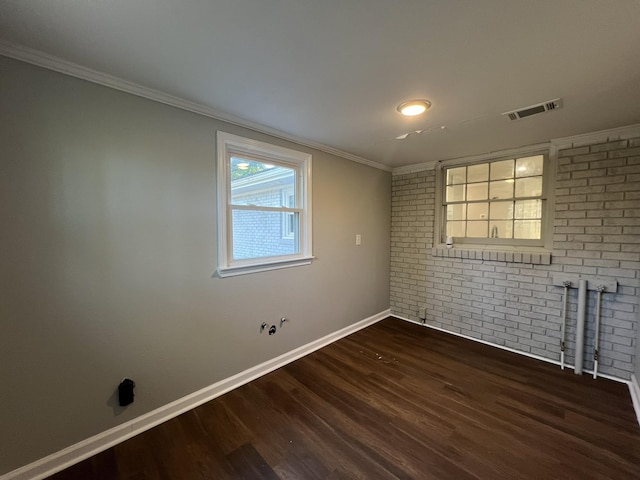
[560, 281, 571, 370]
[574, 279, 587, 375]
[593, 285, 605, 379]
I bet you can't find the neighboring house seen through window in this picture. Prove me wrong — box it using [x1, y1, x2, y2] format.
[216, 132, 312, 277]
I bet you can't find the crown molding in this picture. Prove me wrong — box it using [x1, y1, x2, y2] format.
[392, 142, 550, 176]
[0, 41, 391, 173]
[392, 160, 438, 175]
[551, 123, 640, 149]
[393, 122, 640, 176]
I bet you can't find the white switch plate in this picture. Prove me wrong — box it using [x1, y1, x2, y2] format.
[355, 234, 361, 246]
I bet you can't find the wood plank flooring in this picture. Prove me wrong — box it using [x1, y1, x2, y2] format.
[48, 318, 640, 479]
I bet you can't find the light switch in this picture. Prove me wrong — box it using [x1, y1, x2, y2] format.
[355, 234, 362, 246]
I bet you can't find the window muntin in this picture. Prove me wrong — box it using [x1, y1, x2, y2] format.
[216, 132, 312, 277]
[443, 154, 546, 244]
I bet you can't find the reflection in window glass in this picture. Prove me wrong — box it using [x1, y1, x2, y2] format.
[446, 184, 465, 202]
[490, 201, 513, 220]
[514, 220, 541, 239]
[447, 221, 466, 237]
[515, 176, 542, 197]
[467, 163, 488, 183]
[489, 180, 514, 200]
[467, 221, 488, 238]
[490, 221, 513, 239]
[516, 155, 543, 177]
[447, 167, 466, 185]
[490, 160, 514, 180]
[467, 202, 488, 220]
[515, 199, 542, 219]
[447, 204, 466, 221]
[467, 182, 488, 201]
[231, 158, 295, 207]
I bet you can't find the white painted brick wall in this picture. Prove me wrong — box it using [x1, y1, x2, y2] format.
[391, 136, 640, 379]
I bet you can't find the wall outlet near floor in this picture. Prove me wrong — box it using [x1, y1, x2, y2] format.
[418, 307, 426, 320]
[355, 234, 362, 246]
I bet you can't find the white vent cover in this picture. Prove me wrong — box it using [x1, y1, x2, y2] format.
[502, 98, 562, 121]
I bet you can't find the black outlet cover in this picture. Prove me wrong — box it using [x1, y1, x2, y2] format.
[118, 378, 135, 406]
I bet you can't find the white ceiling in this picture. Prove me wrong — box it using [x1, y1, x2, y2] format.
[1, 0, 640, 169]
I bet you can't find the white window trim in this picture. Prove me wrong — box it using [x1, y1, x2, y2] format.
[216, 131, 313, 277]
[434, 144, 555, 253]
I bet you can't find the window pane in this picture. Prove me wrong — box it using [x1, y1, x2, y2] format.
[467, 202, 488, 220]
[232, 209, 298, 260]
[490, 160, 514, 180]
[467, 164, 488, 183]
[515, 176, 542, 197]
[446, 184, 465, 202]
[447, 221, 466, 237]
[490, 221, 513, 239]
[515, 199, 542, 219]
[514, 220, 541, 239]
[516, 155, 543, 178]
[490, 201, 513, 219]
[467, 182, 488, 201]
[447, 167, 466, 185]
[231, 159, 295, 207]
[467, 221, 488, 238]
[447, 204, 466, 221]
[489, 179, 514, 200]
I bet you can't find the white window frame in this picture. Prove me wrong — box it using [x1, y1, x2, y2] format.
[281, 189, 296, 240]
[216, 131, 313, 277]
[434, 145, 555, 251]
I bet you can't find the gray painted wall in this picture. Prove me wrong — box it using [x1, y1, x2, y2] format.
[0, 57, 391, 474]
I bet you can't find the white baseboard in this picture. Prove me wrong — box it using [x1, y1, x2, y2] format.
[1, 309, 390, 480]
[630, 375, 640, 427]
[394, 315, 627, 384]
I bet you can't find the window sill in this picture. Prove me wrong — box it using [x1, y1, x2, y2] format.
[431, 245, 551, 265]
[215, 256, 314, 278]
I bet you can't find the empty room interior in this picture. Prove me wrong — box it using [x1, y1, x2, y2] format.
[1, 1, 640, 479]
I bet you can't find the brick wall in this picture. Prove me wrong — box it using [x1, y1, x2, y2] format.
[232, 188, 296, 259]
[390, 133, 640, 379]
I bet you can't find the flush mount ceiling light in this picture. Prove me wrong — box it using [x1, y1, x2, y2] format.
[397, 99, 432, 116]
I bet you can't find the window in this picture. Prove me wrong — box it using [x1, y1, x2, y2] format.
[216, 132, 312, 277]
[438, 151, 551, 248]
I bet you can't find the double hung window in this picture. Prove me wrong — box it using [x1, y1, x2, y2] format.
[216, 132, 312, 277]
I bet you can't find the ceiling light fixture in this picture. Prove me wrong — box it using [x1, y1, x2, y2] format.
[397, 99, 431, 116]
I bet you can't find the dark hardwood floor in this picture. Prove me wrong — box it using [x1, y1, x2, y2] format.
[48, 317, 640, 479]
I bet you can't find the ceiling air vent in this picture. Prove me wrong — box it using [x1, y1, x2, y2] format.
[503, 98, 562, 121]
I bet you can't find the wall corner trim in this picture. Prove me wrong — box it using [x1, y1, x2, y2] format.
[630, 374, 640, 427]
[0, 309, 390, 480]
[0, 41, 391, 173]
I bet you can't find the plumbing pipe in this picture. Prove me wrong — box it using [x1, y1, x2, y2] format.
[560, 281, 571, 370]
[593, 285, 605, 379]
[574, 279, 587, 375]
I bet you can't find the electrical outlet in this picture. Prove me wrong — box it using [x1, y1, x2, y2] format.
[355, 234, 362, 246]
